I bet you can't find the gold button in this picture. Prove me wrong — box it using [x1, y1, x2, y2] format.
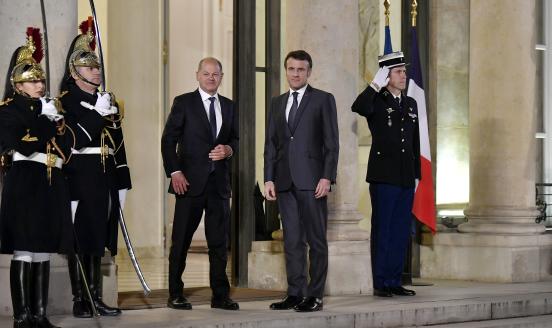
[402, 149, 405, 152]
[401, 139, 405, 142]
[377, 151, 381, 155]
[401, 128, 404, 131]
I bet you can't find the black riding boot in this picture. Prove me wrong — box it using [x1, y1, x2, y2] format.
[10, 260, 32, 328]
[67, 255, 92, 318]
[87, 256, 121, 316]
[31, 261, 60, 328]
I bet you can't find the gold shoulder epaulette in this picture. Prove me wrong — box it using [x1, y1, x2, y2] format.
[0, 98, 13, 107]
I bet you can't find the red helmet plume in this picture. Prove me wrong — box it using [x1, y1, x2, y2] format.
[78, 16, 96, 51]
[26, 27, 43, 63]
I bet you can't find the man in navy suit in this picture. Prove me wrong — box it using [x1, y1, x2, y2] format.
[161, 57, 239, 311]
[264, 50, 339, 312]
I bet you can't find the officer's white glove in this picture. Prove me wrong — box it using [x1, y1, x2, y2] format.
[119, 189, 128, 210]
[80, 92, 118, 117]
[370, 66, 390, 92]
[40, 97, 64, 122]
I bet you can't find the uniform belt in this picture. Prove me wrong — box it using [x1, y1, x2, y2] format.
[72, 147, 114, 156]
[12, 152, 63, 169]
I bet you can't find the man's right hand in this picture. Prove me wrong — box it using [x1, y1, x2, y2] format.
[264, 181, 277, 201]
[370, 66, 390, 92]
[171, 171, 190, 195]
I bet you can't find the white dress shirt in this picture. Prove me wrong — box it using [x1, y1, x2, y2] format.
[199, 87, 222, 137]
[285, 84, 308, 122]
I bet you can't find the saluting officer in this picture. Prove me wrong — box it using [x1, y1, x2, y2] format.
[0, 27, 73, 328]
[59, 18, 131, 317]
[352, 51, 420, 298]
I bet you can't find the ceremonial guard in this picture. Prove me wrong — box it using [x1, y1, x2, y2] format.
[59, 18, 131, 317]
[352, 51, 420, 298]
[0, 28, 73, 328]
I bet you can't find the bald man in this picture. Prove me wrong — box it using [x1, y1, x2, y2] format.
[161, 57, 239, 311]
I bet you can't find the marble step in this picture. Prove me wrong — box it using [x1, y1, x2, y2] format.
[3, 289, 549, 328]
[413, 314, 552, 328]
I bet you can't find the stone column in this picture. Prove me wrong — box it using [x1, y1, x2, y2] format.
[421, 0, 552, 283]
[286, 0, 372, 295]
[459, 0, 542, 235]
[0, 0, 78, 315]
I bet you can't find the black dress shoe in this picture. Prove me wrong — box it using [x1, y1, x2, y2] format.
[373, 288, 393, 297]
[389, 286, 416, 296]
[211, 297, 239, 310]
[294, 297, 323, 312]
[167, 296, 192, 310]
[269, 295, 304, 310]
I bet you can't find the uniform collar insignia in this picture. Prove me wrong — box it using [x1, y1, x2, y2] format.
[409, 107, 413, 112]
[386, 108, 394, 114]
[383, 90, 389, 96]
[408, 113, 417, 118]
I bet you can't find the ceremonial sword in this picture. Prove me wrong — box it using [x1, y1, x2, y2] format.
[88, 0, 151, 296]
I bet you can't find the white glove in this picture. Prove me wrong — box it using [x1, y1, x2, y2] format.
[70, 200, 79, 224]
[80, 92, 118, 116]
[40, 97, 64, 121]
[119, 189, 128, 210]
[370, 66, 390, 92]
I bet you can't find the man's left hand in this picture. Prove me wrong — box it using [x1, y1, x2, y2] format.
[314, 178, 331, 199]
[209, 144, 232, 161]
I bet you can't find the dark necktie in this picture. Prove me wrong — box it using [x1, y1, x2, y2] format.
[209, 97, 217, 140]
[208, 97, 217, 173]
[288, 91, 299, 130]
[395, 96, 401, 107]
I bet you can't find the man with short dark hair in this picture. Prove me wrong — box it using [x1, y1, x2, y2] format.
[352, 51, 420, 298]
[264, 50, 339, 312]
[162, 57, 239, 311]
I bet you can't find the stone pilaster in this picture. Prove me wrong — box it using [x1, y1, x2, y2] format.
[421, 0, 552, 283]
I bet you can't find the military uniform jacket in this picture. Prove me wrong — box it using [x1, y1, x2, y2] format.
[0, 94, 74, 254]
[352, 86, 421, 188]
[60, 82, 132, 256]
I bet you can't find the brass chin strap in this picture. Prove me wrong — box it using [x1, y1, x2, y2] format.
[72, 68, 101, 88]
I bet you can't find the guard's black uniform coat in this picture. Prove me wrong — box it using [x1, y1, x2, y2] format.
[352, 86, 421, 187]
[352, 85, 421, 290]
[0, 94, 74, 254]
[61, 82, 131, 256]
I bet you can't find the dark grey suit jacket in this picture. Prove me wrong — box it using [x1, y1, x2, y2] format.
[264, 85, 339, 192]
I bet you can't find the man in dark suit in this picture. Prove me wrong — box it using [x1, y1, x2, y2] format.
[161, 57, 239, 311]
[351, 51, 420, 298]
[264, 50, 339, 312]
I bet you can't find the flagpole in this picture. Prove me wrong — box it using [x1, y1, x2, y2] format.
[384, 0, 391, 26]
[411, 0, 418, 27]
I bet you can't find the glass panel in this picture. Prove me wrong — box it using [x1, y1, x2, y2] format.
[255, 72, 266, 188]
[256, 0, 266, 67]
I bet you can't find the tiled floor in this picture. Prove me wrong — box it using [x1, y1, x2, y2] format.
[116, 252, 232, 292]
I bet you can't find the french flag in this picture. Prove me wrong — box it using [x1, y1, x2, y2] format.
[407, 25, 436, 233]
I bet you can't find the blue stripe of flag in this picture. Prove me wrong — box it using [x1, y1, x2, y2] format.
[384, 25, 393, 55]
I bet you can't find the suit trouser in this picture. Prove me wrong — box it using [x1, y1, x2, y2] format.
[277, 185, 328, 298]
[369, 183, 414, 289]
[168, 173, 230, 298]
